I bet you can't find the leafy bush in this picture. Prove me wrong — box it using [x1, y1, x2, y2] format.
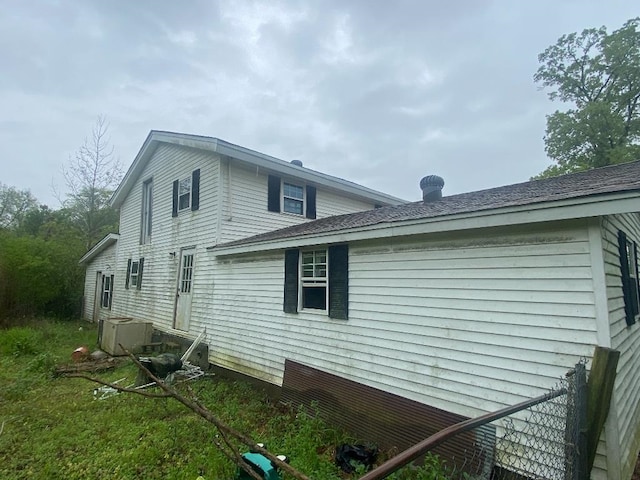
[387, 453, 451, 480]
[0, 326, 41, 356]
[27, 352, 58, 377]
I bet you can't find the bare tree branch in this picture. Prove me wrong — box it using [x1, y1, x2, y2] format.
[71, 349, 311, 480]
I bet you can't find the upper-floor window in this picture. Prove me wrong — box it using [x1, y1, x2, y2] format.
[268, 174, 316, 219]
[141, 179, 153, 244]
[178, 177, 191, 211]
[125, 257, 145, 290]
[172, 169, 200, 217]
[283, 183, 304, 215]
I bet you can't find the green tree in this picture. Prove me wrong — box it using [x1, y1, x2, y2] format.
[0, 183, 37, 230]
[61, 115, 122, 249]
[534, 18, 640, 178]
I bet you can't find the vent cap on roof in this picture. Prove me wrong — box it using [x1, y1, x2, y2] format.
[291, 159, 303, 167]
[420, 175, 444, 203]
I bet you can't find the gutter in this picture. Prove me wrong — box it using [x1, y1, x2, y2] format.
[208, 192, 640, 257]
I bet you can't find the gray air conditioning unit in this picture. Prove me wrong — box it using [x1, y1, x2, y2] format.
[101, 318, 153, 356]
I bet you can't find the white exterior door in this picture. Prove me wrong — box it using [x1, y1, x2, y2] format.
[174, 248, 195, 331]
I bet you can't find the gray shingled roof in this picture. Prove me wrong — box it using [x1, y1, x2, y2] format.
[216, 160, 640, 248]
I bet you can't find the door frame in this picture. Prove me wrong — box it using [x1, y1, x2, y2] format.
[93, 271, 102, 322]
[173, 246, 197, 331]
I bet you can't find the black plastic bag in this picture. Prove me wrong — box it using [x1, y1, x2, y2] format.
[335, 444, 378, 473]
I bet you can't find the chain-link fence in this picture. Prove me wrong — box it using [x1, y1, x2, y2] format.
[361, 362, 588, 480]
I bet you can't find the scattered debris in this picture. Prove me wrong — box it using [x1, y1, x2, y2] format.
[71, 346, 89, 363]
[135, 353, 183, 386]
[55, 356, 123, 375]
[90, 349, 108, 361]
[335, 443, 378, 473]
[92, 330, 208, 400]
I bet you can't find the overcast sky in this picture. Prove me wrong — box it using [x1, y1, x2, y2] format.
[1, 1, 637, 206]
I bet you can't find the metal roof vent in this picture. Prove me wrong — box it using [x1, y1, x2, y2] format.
[291, 159, 303, 167]
[420, 175, 444, 203]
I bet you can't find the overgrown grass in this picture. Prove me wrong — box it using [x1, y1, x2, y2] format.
[0, 320, 451, 480]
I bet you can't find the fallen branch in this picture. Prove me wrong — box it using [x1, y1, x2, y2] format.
[69, 346, 311, 480]
[123, 349, 310, 480]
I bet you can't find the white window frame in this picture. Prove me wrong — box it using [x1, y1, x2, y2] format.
[178, 176, 191, 211]
[180, 253, 195, 293]
[282, 181, 305, 215]
[130, 260, 140, 287]
[101, 274, 113, 309]
[300, 249, 328, 311]
[141, 178, 153, 244]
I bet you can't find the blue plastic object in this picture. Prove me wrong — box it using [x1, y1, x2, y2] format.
[236, 452, 281, 480]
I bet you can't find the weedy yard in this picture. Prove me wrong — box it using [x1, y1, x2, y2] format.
[0, 320, 449, 480]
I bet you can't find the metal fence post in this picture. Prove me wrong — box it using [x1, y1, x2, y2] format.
[566, 362, 587, 480]
[575, 363, 588, 480]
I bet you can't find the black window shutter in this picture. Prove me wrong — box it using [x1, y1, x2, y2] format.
[284, 249, 299, 313]
[268, 175, 281, 212]
[125, 259, 132, 289]
[191, 169, 200, 211]
[618, 230, 635, 325]
[306, 185, 316, 219]
[101, 275, 106, 307]
[137, 257, 144, 290]
[633, 242, 639, 318]
[328, 244, 349, 320]
[172, 180, 179, 217]
[109, 275, 114, 309]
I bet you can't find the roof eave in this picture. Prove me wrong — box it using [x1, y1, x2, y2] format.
[209, 191, 640, 257]
[110, 131, 407, 209]
[78, 233, 120, 265]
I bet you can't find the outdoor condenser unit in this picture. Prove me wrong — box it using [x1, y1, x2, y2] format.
[101, 318, 153, 356]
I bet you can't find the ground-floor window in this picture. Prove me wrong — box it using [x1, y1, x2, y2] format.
[101, 274, 114, 309]
[284, 244, 348, 319]
[618, 229, 639, 326]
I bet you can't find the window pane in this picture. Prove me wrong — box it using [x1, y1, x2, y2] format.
[303, 286, 326, 309]
[179, 177, 191, 195]
[283, 198, 303, 215]
[283, 183, 303, 199]
[131, 262, 139, 274]
[315, 265, 326, 277]
[179, 193, 190, 210]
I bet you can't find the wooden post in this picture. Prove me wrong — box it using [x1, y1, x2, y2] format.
[586, 346, 620, 476]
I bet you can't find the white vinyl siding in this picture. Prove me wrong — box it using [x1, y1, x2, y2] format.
[109, 143, 386, 337]
[218, 161, 379, 244]
[602, 213, 640, 480]
[81, 243, 116, 321]
[110, 144, 219, 334]
[211, 223, 597, 402]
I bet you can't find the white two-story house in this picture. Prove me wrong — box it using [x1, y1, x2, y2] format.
[80, 130, 405, 336]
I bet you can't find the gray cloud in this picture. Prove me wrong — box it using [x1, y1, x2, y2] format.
[0, 0, 637, 206]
